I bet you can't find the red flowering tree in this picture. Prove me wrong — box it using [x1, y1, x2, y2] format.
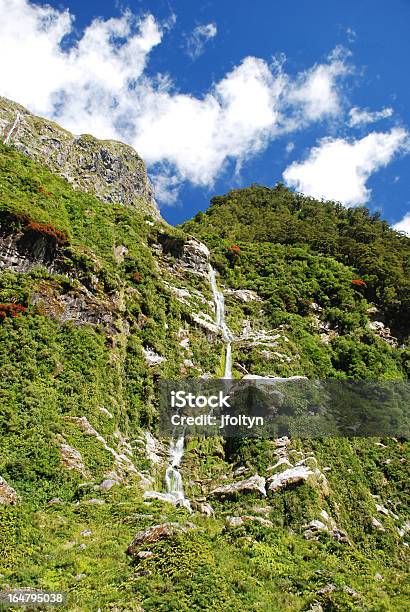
[0, 303, 27, 320]
[227, 244, 241, 265]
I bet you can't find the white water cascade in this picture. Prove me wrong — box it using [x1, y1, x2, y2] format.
[164, 434, 191, 511]
[3, 112, 21, 145]
[162, 265, 234, 510]
[208, 264, 234, 379]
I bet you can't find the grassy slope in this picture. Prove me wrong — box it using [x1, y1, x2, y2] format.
[0, 147, 408, 610]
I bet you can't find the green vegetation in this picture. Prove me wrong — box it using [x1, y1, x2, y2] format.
[183, 183, 409, 380]
[0, 145, 408, 610]
[183, 183, 410, 338]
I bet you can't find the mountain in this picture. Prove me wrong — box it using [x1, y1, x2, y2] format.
[0, 97, 158, 219]
[0, 100, 409, 611]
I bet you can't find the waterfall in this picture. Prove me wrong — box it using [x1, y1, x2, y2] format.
[4, 112, 21, 145]
[164, 434, 191, 511]
[208, 264, 234, 379]
[161, 265, 234, 509]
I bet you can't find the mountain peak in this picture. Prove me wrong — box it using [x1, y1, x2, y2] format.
[0, 96, 160, 220]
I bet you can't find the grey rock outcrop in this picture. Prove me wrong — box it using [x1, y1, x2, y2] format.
[224, 288, 262, 302]
[0, 476, 18, 504]
[0, 222, 66, 275]
[226, 515, 273, 528]
[127, 522, 195, 555]
[0, 96, 159, 219]
[267, 465, 314, 493]
[198, 502, 215, 517]
[369, 321, 397, 346]
[178, 239, 210, 276]
[303, 518, 350, 544]
[210, 474, 266, 499]
[31, 285, 118, 332]
[59, 440, 90, 478]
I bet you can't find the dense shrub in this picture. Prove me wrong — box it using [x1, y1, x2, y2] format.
[0, 302, 27, 319]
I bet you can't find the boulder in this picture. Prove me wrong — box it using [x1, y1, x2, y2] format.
[252, 505, 273, 516]
[83, 498, 105, 505]
[371, 517, 385, 531]
[233, 466, 249, 477]
[59, 441, 90, 477]
[191, 312, 220, 335]
[142, 347, 165, 367]
[0, 476, 18, 504]
[274, 436, 291, 448]
[210, 474, 266, 499]
[224, 289, 262, 302]
[397, 520, 410, 538]
[143, 491, 180, 505]
[80, 530, 92, 537]
[137, 550, 153, 559]
[267, 466, 313, 493]
[127, 522, 195, 555]
[198, 502, 215, 517]
[99, 407, 113, 419]
[100, 479, 117, 490]
[267, 458, 293, 473]
[303, 519, 350, 544]
[226, 515, 273, 528]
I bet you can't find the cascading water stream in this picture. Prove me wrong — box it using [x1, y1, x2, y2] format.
[208, 264, 234, 379]
[3, 112, 20, 145]
[163, 265, 234, 509]
[164, 434, 191, 511]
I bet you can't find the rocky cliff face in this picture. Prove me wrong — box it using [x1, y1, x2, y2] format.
[0, 97, 159, 219]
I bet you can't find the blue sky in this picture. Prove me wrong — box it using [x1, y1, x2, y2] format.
[0, 0, 409, 231]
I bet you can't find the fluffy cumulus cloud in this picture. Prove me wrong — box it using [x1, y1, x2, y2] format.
[185, 22, 217, 60]
[283, 128, 409, 206]
[134, 56, 285, 188]
[393, 212, 410, 235]
[0, 0, 369, 204]
[285, 48, 350, 122]
[348, 106, 393, 127]
[0, 0, 162, 132]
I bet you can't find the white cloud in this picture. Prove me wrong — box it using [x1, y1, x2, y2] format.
[346, 28, 357, 43]
[348, 106, 393, 127]
[286, 48, 350, 122]
[0, 1, 352, 203]
[185, 22, 217, 60]
[393, 212, 410, 235]
[149, 171, 181, 205]
[133, 56, 285, 186]
[0, 0, 162, 136]
[283, 128, 409, 206]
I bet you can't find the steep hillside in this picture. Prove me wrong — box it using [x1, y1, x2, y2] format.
[0, 108, 409, 611]
[183, 184, 410, 380]
[183, 184, 410, 341]
[0, 96, 158, 219]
